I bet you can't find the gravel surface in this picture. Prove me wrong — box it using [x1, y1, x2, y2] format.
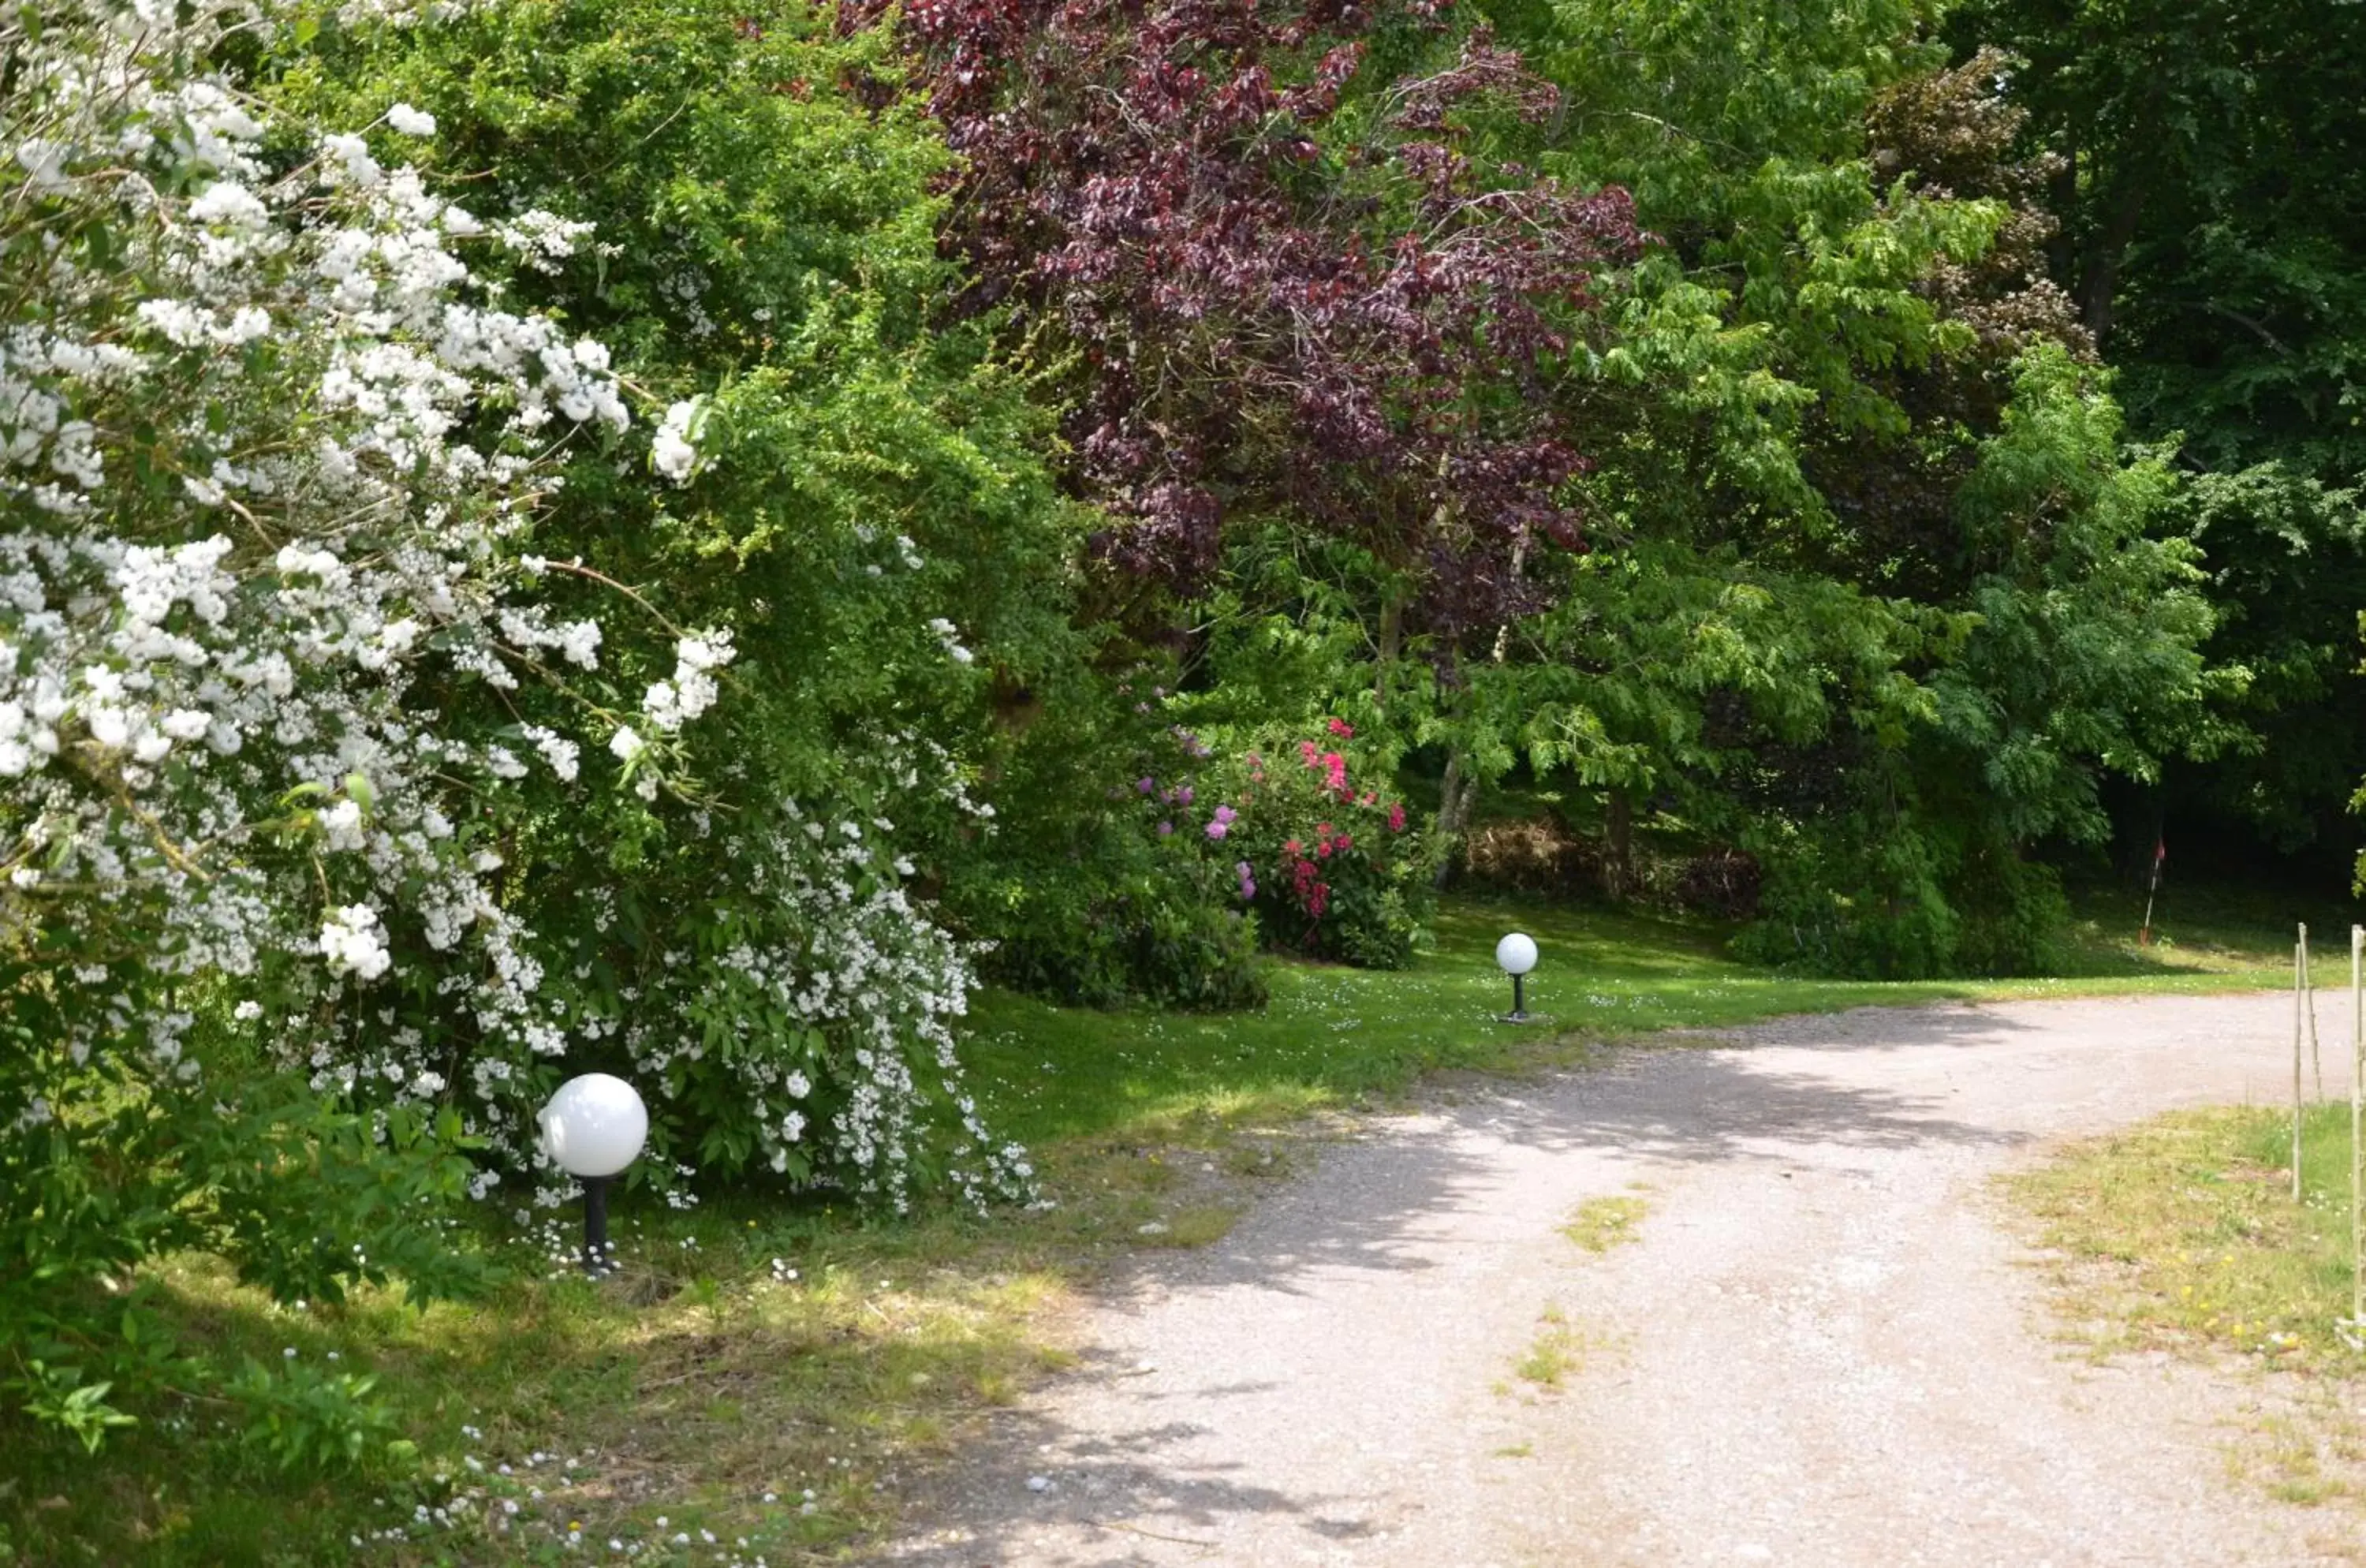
[882, 991, 2364, 1566]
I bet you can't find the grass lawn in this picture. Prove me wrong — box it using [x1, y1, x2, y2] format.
[0, 884, 2334, 1566]
[2008, 1102, 2366, 1506]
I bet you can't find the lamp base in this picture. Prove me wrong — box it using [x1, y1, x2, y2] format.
[580, 1175, 615, 1279]
[1500, 972, 1537, 1025]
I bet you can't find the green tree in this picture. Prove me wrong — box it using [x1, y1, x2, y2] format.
[1466, 0, 2233, 972]
[1948, 0, 2366, 860]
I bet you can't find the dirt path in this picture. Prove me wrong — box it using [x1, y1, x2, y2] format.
[883, 991, 2364, 1566]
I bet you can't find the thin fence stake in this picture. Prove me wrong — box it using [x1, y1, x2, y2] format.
[2296, 934, 2305, 1201]
[2306, 924, 2323, 1101]
[2351, 924, 2362, 1327]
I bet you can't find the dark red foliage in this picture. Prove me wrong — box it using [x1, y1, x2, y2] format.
[863, 0, 1642, 642]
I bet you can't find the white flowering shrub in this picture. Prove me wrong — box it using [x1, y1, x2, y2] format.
[2, 0, 1040, 1447]
[0, 0, 659, 1361]
[259, 0, 1102, 1199]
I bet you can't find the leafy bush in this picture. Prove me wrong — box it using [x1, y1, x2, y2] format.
[956, 696, 1269, 1011]
[1736, 812, 2069, 978]
[1215, 722, 1435, 969]
[1735, 816, 1962, 979]
[980, 853, 1269, 1013]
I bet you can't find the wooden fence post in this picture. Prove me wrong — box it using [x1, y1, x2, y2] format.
[2351, 925, 2362, 1327]
[2296, 932, 2305, 1200]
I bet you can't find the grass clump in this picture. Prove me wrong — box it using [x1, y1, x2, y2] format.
[1514, 1305, 1583, 1391]
[1562, 1193, 1650, 1253]
[1506, 1304, 1621, 1395]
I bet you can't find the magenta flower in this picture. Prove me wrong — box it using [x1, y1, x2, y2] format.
[1137, 776, 1156, 794]
[1158, 820, 1174, 836]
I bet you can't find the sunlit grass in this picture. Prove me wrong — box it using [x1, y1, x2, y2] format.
[1562, 1192, 1651, 1254]
[2008, 1103, 2366, 1512]
[1503, 1303, 1619, 1395]
[1513, 1304, 1581, 1391]
[964, 888, 2302, 1155]
[2010, 1104, 2366, 1371]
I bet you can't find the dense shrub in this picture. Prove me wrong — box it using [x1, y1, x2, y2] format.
[1734, 814, 2068, 978]
[942, 679, 1270, 1011]
[977, 851, 1268, 1013]
[1213, 722, 1435, 969]
[264, 0, 1094, 1203]
[1733, 819, 1963, 979]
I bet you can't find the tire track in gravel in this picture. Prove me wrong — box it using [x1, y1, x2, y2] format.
[881, 991, 2360, 1566]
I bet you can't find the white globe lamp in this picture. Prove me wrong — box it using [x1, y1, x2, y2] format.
[1495, 931, 1539, 1022]
[538, 1073, 647, 1275]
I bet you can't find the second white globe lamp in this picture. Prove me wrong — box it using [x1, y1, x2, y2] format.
[1496, 931, 1539, 1022]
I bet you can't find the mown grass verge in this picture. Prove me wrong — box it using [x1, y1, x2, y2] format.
[2007, 1103, 2366, 1507]
[0, 888, 2317, 1565]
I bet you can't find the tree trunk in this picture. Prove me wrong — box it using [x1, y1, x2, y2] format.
[1375, 593, 1405, 711]
[1432, 752, 1480, 890]
[2078, 156, 2151, 345]
[1603, 787, 1634, 903]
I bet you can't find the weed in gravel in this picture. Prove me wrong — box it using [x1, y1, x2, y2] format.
[1515, 1306, 1581, 1391]
[1510, 1305, 1621, 1394]
[1562, 1193, 1650, 1253]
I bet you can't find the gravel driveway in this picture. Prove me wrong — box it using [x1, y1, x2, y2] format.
[883, 991, 2361, 1566]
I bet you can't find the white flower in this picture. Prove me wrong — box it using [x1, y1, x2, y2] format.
[14, 138, 69, 191]
[385, 103, 437, 137]
[316, 133, 382, 189]
[188, 180, 270, 228]
[651, 400, 703, 483]
[524, 726, 580, 782]
[319, 906, 392, 981]
[319, 798, 366, 851]
[608, 726, 645, 762]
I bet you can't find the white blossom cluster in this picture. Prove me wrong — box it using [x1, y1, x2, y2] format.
[533, 775, 1028, 1213]
[0, 1, 695, 1167]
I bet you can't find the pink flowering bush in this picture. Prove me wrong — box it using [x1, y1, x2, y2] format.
[1229, 722, 1434, 969]
[1138, 720, 1435, 970]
